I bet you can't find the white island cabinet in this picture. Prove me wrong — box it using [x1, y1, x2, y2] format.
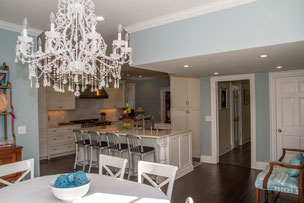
[81, 126, 193, 179]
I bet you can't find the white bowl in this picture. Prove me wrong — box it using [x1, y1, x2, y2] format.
[50, 178, 92, 202]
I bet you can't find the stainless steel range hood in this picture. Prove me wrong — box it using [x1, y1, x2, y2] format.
[77, 86, 108, 99]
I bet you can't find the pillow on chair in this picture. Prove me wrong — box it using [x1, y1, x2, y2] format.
[288, 152, 303, 177]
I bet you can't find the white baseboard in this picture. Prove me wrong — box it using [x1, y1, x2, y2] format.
[176, 164, 194, 179]
[255, 161, 268, 170]
[192, 150, 201, 158]
[242, 136, 250, 145]
[200, 155, 217, 164]
[219, 145, 232, 156]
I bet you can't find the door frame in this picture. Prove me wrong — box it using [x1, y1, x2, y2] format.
[160, 87, 170, 123]
[210, 74, 256, 168]
[269, 69, 304, 161]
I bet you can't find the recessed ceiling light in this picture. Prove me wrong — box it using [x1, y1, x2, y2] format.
[214, 72, 219, 75]
[183, 65, 190, 68]
[126, 74, 130, 76]
[96, 16, 106, 22]
[276, 66, 283, 69]
[139, 75, 142, 78]
[260, 54, 268, 58]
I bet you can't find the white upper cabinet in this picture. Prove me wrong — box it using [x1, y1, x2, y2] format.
[99, 81, 125, 109]
[171, 76, 188, 108]
[170, 76, 200, 109]
[188, 78, 201, 109]
[47, 87, 75, 110]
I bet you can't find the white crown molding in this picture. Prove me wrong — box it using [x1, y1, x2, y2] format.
[125, 0, 257, 33]
[0, 20, 43, 37]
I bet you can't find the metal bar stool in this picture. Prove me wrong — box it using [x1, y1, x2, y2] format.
[126, 135, 156, 180]
[73, 130, 90, 171]
[88, 131, 108, 173]
[105, 133, 130, 178]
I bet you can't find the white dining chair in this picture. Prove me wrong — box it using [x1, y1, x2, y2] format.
[0, 158, 34, 186]
[99, 154, 128, 179]
[138, 161, 178, 200]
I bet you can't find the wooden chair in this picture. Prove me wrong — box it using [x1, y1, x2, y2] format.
[0, 158, 34, 186]
[99, 154, 128, 179]
[138, 160, 178, 200]
[255, 148, 304, 203]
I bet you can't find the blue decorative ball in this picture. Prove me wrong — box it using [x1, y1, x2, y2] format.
[67, 173, 75, 183]
[74, 171, 89, 186]
[54, 171, 88, 188]
[54, 175, 69, 188]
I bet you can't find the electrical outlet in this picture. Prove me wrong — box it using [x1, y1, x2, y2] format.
[18, 126, 27, 135]
[205, 116, 212, 121]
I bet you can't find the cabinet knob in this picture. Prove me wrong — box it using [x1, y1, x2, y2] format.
[278, 129, 282, 133]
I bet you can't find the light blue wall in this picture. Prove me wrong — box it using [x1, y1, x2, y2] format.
[255, 72, 270, 162]
[0, 28, 40, 176]
[200, 77, 212, 156]
[200, 73, 271, 162]
[127, 78, 169, 122]
[130, 0, 304, 66]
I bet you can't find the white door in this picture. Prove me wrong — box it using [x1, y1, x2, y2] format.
[276, 76, 304, 161]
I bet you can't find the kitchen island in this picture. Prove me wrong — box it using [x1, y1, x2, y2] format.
[81, 126, 193, 179]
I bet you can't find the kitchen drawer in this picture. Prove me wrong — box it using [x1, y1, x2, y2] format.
[49, 134, 74, 144]
[48, 125, 80, 135]
[39, 143, 48, 157]
[49, 142, 75, 155]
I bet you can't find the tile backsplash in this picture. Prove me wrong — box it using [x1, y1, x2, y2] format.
[48, 99, 122, 127]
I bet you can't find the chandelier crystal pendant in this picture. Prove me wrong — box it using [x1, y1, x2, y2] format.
[15, 0, 132, 96]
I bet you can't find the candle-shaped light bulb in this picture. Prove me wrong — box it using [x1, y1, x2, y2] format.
[50, 12, 55, 23]
[22, 18, 28, 37]
[117, 24, 122, 41]
[23, 18, 28, 29]
[38, 37, 42, 51]
[92, 24, 96, 33]
[125, 33, 129, 47]
[50, 12, 55, 32]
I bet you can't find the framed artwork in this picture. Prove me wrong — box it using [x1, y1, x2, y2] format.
[244, 89, 250, 105]
[0, 70, 9, 86]
[220, 88, 228, 109]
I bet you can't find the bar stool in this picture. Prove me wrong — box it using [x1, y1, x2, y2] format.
[105, 133, 130, 178]
[73, 130, 90, 171]
[88, 131, 108, 173]
[126, 135, 156, 179]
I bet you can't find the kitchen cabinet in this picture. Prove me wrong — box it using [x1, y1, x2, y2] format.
[46, 125, 80, 159]
[170, 75, 201, 158]
[171, 76, 200, 109]
[47, 87, 75, 110]
[99, 82, 125, 109]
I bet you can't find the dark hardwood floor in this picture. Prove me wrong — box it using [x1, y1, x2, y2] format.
[40, 154, 295, 203]
[219, 142, 251, 168]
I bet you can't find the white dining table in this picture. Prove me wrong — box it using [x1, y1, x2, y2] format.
[0, 173, 170, 203]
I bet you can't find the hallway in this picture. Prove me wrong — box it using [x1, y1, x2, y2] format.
[219, 142, 251, 168]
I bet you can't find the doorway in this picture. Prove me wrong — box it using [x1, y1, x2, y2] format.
[217, 80, 251, 168]
[210, 74, 256, 168]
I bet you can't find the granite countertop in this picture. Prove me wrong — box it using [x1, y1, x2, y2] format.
[80, 125, 191, 139]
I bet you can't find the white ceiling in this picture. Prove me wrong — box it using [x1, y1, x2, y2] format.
[0, 0, 215, 42]
[137, 41, 304, 78]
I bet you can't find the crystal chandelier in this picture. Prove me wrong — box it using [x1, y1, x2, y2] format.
[15, 0, 132, 96]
